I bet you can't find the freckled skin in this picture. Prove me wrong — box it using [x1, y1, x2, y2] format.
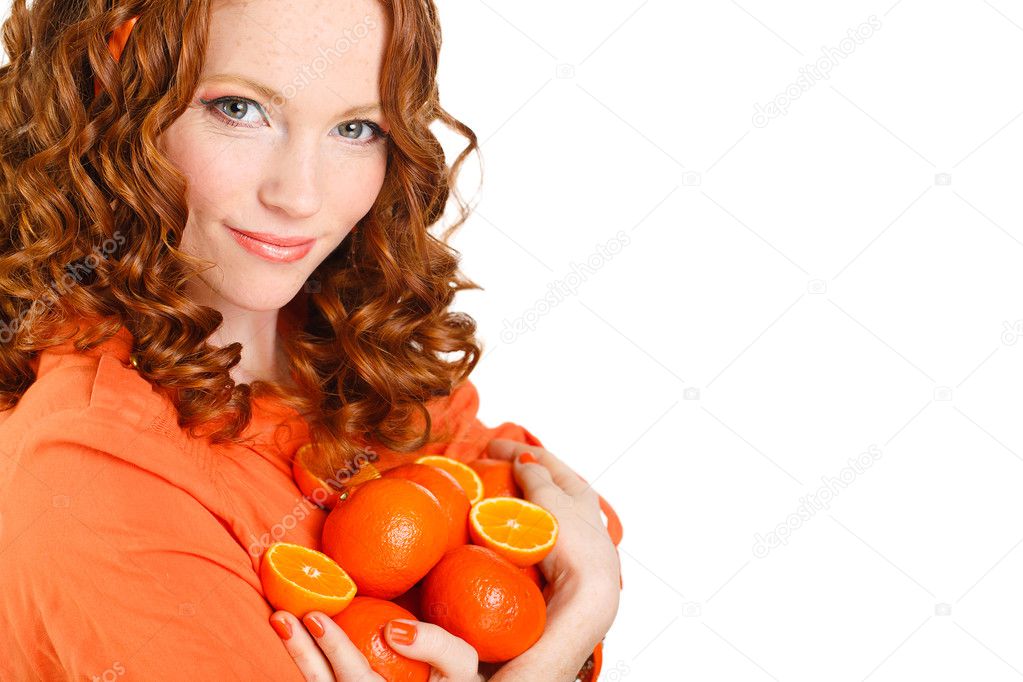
[155, 0, 391, 382]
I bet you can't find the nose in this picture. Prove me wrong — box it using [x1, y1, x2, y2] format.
[257, 134, 324, 219]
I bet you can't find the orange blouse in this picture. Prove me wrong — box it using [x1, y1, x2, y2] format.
[0, 317, 620, 681]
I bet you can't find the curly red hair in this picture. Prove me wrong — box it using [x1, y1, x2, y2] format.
[0, 0, 486, 476]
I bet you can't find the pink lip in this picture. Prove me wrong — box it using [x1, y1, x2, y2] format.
[227, 225, 314, 246]
[226, 224, 314, 263]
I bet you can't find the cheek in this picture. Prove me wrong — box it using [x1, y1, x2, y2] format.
[161, 117, 388, 229]
[160, 122, 251, 216]
[326, 154, 388, 225]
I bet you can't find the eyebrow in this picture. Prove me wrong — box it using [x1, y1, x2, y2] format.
[200, 73, 382, 118]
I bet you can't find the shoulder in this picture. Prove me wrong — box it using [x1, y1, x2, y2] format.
[0, 331, 220, 516]
[0, 352, 284, 679]
[426, 377, 481, 426]
[0, 350, 168, 457]
[419, 378, 546, 462]
[0, 345, 228, 566]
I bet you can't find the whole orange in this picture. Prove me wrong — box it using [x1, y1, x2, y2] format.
[332, 596, 429, 682]
[321, 477, 447, 599]
[469, 458, 522, 499]
[383, 463, 470, 550]
[420, 545, 546, 662]
[519, 563, 545, 591]
[392, 581, 423, 619]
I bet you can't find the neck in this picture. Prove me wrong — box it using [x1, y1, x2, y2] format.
[185, 282, 292, 389]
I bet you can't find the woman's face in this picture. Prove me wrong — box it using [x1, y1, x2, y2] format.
[158, 0, 390, 312]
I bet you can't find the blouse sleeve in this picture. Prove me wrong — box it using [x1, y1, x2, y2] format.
[0, 433, 305, 682]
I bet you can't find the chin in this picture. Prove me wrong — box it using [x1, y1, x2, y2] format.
[195, 268, 306, 313]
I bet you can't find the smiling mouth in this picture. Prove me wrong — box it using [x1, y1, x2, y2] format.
[225, 223, 316, 264]
[226, 225, 314, 247]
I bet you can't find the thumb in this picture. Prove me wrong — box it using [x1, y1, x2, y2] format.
[384, 619, 479, 678]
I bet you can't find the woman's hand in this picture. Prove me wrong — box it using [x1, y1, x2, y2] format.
[487, 438, 621, 632]
[269, 610, 485, 681]
[482, 438, 623, 681]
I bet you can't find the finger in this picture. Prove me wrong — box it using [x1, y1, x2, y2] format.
[487, 438, 591, 496]
[301, 611, 383, 681]
[384, 619, 480, 680]
[497, 443, 596, 512]
[516, 458, 606, 543]
[269, 612, 334, 682]
[509, 451, 567, 510]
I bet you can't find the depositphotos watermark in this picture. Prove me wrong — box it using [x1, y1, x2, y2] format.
[752, 15, 882, 128]
[499, 230, 631, 344]
[0, 230, 127, 344]
[1001, 319, 1023, 345]
[89, 661, 125, 682]
[265, 14, 379, 115]
[246, 447, 379, 557]
[752, 444, 882, 558]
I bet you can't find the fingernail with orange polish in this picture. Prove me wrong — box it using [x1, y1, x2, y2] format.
[303, 614, 325, 638]
[271, 617, 292, 641]
[518, 452, 537, 465]
[386, 619, 417, 646]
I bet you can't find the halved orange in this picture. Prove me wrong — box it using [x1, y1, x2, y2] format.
[259, 542, 357, 618]
[468, 497, 558, 567]
[415, 455, 484, 505]
[293, 444, 381, 509]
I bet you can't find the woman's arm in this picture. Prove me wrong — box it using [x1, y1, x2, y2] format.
[271, 436, 621, 682]
[484, 439, 623, 682]
[419, 380, 622, 680]
[0, 435, 308, 681]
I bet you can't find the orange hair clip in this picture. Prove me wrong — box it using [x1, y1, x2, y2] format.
[93, 15, 139, 98]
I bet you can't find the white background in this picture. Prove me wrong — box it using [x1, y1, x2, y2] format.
[439, 1, 1023, 680]
[7, 1, 1023, 679]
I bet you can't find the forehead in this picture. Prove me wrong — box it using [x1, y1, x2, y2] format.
[204, 0, 389, 112]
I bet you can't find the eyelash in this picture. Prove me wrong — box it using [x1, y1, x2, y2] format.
[198, 96, 389, 147]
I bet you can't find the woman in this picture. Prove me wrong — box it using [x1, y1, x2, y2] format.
[0, 0, 622, 679]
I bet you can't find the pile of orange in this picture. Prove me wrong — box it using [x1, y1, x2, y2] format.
[264, 452, 561, 674]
